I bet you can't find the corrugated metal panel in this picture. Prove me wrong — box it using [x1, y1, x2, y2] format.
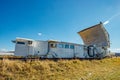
[78, 22, 110, 47]
[15, 44, 28, 56]
[34, 41, 48, 56]
[14, 38, 34, 56]
[49, 48, 74, 58]
[74, 45, 84, 58]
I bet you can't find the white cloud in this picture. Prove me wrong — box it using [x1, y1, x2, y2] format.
[104, 12, 120, 25]
[38, 33, 42, 36]
[103, 20, 109, 25]
[0, 48, 7, 52]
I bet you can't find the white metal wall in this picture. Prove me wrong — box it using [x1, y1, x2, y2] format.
[15, 42, 28, 56]
[14, 39, 86, 58]
[74, 45, 84, 58]
[47, 43, 85, 58]
[49, 48, 74, 58]
[33, 41, 48, 56]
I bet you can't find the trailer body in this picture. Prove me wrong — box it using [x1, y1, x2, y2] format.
[13, 22, 110, 59]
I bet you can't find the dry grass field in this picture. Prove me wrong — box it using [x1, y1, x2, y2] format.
[0, 57, 120, 80]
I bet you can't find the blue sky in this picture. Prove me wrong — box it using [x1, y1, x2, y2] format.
[0, 0, 120, 52]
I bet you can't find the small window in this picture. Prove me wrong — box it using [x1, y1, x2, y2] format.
[70, 45, 74, 49]
[65, 44, 69, 48]
[50, 43, 57, 48]
[17, 41, 25, 45]
[58, 44, 64, 48]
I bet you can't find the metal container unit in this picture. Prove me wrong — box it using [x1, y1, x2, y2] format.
[12, 38, 48, 57]
[13, 38, 85, 58]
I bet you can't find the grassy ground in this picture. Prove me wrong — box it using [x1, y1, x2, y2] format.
[0, 57, 120, 80]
